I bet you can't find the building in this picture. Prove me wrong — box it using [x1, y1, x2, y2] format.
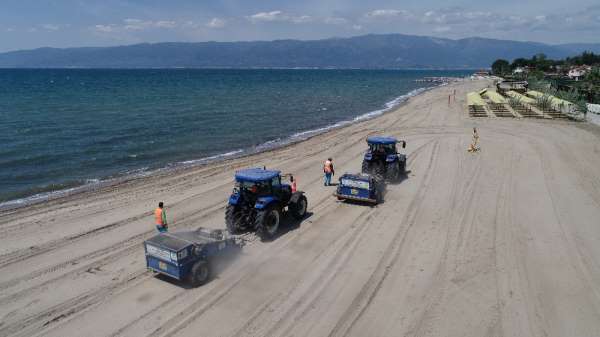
[568, 66, 591, 81]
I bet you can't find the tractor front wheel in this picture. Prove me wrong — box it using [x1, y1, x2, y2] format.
[255, 205, 281, 241]
[188, 260, 211, 287]
[289, 195, 308, 220]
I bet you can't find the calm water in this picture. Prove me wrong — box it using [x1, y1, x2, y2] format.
[0, 69, 471, 205]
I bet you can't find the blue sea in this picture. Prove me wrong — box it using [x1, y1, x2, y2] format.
[0, 69, 471, 207]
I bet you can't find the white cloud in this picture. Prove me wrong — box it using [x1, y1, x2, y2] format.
[365, 9, 410, 19]
[206, 18, 226, 28]
[324, 17, 347, 25]
[155, 20, 177, 29]
[248, 11, 312, 24]
[94, 19, 179, 33]
[352, 24, 363, 30]
[434, 26, 451, 32]
[123, 18, 148, 30]
[94, 24, 117, 33]
[249, 11, 286, 22]
[291, 15, 312, 24]
[41, 24, 60, 31]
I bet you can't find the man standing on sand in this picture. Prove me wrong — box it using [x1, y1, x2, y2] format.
[323, 158, 334, 186]
[468, 127, 480, 153]
[154, 202, 168, 233]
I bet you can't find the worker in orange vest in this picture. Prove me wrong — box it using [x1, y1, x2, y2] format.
[323, 158, 334, 186]
[289, 174, 297, 192]
[154, 202, 168, 233]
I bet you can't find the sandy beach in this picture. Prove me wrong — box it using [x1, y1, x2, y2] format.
[2, 79, 600, 337]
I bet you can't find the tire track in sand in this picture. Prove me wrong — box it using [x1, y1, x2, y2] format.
[327, 139, 442, 337]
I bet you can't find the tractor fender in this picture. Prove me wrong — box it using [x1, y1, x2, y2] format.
[255, 196, 279, 210]
[385, 154, 398, 162]
[290, 191, 305, 204]
[228, 194, 240, 206]
[363, 152, 373, 161]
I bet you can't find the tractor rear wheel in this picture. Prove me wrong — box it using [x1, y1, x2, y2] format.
[361, 160, 370, 174]
[289, 195, 308, 220]
[255, 205, 281, 241]
[225, 205, 243, 234]
[372, 162, 385, 180]
[387, 162, 400, 181]
[188, 260, 210, 287]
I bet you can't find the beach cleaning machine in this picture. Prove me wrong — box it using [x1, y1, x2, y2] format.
[144, 228, 243, 287]
[334, 173, 384, 204]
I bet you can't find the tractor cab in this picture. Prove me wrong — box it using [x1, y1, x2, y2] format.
[365, 136, 405, 159]
[226, 168, 307, 241]
[230, 168, 291, 205]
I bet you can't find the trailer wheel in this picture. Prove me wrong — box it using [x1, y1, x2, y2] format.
[188, 260, 210, 287]
[255, 205, 281, 241]
[289, 195, 307, 220]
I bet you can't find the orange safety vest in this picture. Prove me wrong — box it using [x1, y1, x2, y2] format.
[155, 208, 165, 225]
[291, 180, 297, 192]
[324, 160, 332, 173]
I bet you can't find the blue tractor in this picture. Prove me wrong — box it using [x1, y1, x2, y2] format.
[335, 173, 384, 204]
[225, 168, 308, 241]
[144, 228, 242, 287]
[362, 136, 407, 180]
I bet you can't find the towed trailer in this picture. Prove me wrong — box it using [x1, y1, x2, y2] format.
[144, 228, 243, 287]
[334, 173, 383, 204]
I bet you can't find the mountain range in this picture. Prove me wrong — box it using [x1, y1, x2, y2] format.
[1, 34, 599, 69]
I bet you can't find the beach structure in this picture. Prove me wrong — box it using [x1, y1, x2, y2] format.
[483, 90, 515, 117]
[497, 80, 528, 94]
[467, 92, 489, 117]
[504, 91, 544, 118]
[524, 90, 572, 119]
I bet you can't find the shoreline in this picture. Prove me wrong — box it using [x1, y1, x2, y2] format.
[0, 82, 446, 212]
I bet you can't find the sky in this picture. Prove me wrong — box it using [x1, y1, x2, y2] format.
[1, 0, 599, 52]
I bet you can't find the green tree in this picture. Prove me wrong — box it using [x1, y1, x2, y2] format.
[586, 66, 600, 85]
[491, 59, 510, 76]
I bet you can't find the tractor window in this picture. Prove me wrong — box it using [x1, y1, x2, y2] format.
[236, 181, 269, 195]
[271, 177, 281, 187]
[370, 143, 396, 154]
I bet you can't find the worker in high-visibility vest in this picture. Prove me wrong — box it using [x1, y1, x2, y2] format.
[290, 175, 297, 192]
[154, 202, 168, 233]
[323, 158, 334, 186]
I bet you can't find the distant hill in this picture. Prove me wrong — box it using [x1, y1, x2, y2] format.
[0, 34, 599, 69]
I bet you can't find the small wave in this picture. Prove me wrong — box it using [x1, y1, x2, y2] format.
[0, 180, 102, 211]
[289, 85, 434, 141]
[181, 149, 244, 165]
